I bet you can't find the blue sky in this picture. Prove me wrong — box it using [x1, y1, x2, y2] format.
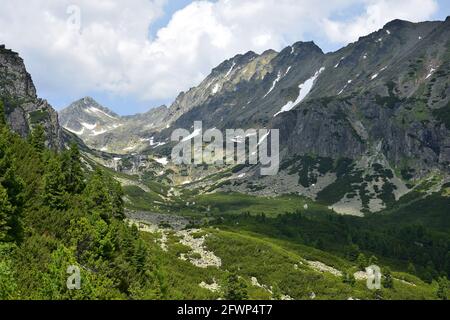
[0, 0, 448, 115]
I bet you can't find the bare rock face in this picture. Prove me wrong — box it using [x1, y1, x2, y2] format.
[160, 18, 450, 177]
[0, 45, 63, 150]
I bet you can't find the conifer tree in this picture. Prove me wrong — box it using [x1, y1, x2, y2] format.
[83, 169, 124, 221]
[30, 124, 46, 154]
[271, 284, 282, 300]
[62, 142, 85, 194]
[444, 252, 450, 278]
[42, 156, 68, 210]
[83, 169, 114, 220]
[383, 267, 394, 289]
[224, 272, 248, 300]
[369, 255, 379, 266]
[407, 262, 416, 275]
[343, 269, 356, 286]
[133, 239, 148, 273]
[0, 127, 23, 241]
[0, 185, 13, 241]
[357, 253, 367, 270]
[109, 177, 125, 220]
[436, 277, 448, 300]
[0, 101, 6, 126]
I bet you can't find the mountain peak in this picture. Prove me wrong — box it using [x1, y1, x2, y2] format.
[81, 96, 98, 104]
[65, 96, 119, 118]
[74, 96, 101, 108]
[291, 41, 324, 54]
[383, 19, 412, 29]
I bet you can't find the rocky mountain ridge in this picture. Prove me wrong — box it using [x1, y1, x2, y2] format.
[56, 18, 450, 214]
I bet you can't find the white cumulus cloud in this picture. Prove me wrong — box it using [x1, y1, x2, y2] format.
[322, 0, 439, 44]
[0, 0, 440, 112]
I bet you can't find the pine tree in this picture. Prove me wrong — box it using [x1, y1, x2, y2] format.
[0, 128, 24, 241]
[0, 250, 17, 299]
[0, 185, 13, 241]
[224, 272, 248, 300]
[357, 253, 367, 270]
[369, 255, 379, 266]
[424, 260, 438, 283]
[271, 284, 282, 300]
[109, 177, 125, 220]
[383, 267, 394, 289]
[436, 277, 448, 300]
[83, 169, 124, 221]
[343, 269, 356, 286]
[30, 124, 46, 154]
[83, 169, 114, 221]
[347, 244, 360, 261]
[62, 142, 85, 194]
[133, 239, 148, 274]
[444, 252, 450, 278]
[0, 100, 6, 127]
[42, 156, 68, 210]
[407, 262, 416, 275]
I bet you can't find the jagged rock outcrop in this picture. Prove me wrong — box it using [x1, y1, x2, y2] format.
[0, 45, 63, 149]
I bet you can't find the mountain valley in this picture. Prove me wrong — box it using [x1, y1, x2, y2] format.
[0, 17, 449, 300]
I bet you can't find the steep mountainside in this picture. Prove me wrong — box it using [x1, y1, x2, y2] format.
[151, 18, 449, 215]
[0, 45, 63, 149]
[159, 18, 450, 174]
[61, 18, 450, 215]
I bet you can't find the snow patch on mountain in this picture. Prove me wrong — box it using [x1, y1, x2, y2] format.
[86, 106, 118, 120]
[425, 67, 436, 79]
[274, 67, 325, 117]
[338, 79, 353, 95]
[90, 129, 107, 136]
[154, 157, 169, 166]
[285, 66, 292, 75]
[66, 127, 85, 135]
[182, 128, 202, 142]
[371, 66, 387, 80]
[334, 57, 345, 68]
[225, 61, 236, 77]
[212, 83, 221, 95]
[264, 71, 282, 98]
[81, 122, 97, 130]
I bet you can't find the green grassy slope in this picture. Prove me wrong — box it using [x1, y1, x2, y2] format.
[137, 225, 439, 300]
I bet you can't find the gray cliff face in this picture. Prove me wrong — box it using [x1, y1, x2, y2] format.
[0, 45, 63, 150]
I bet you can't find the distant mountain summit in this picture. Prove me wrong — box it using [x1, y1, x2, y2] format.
[59, 97, 168, 153]
[59, 97, 122, 137]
